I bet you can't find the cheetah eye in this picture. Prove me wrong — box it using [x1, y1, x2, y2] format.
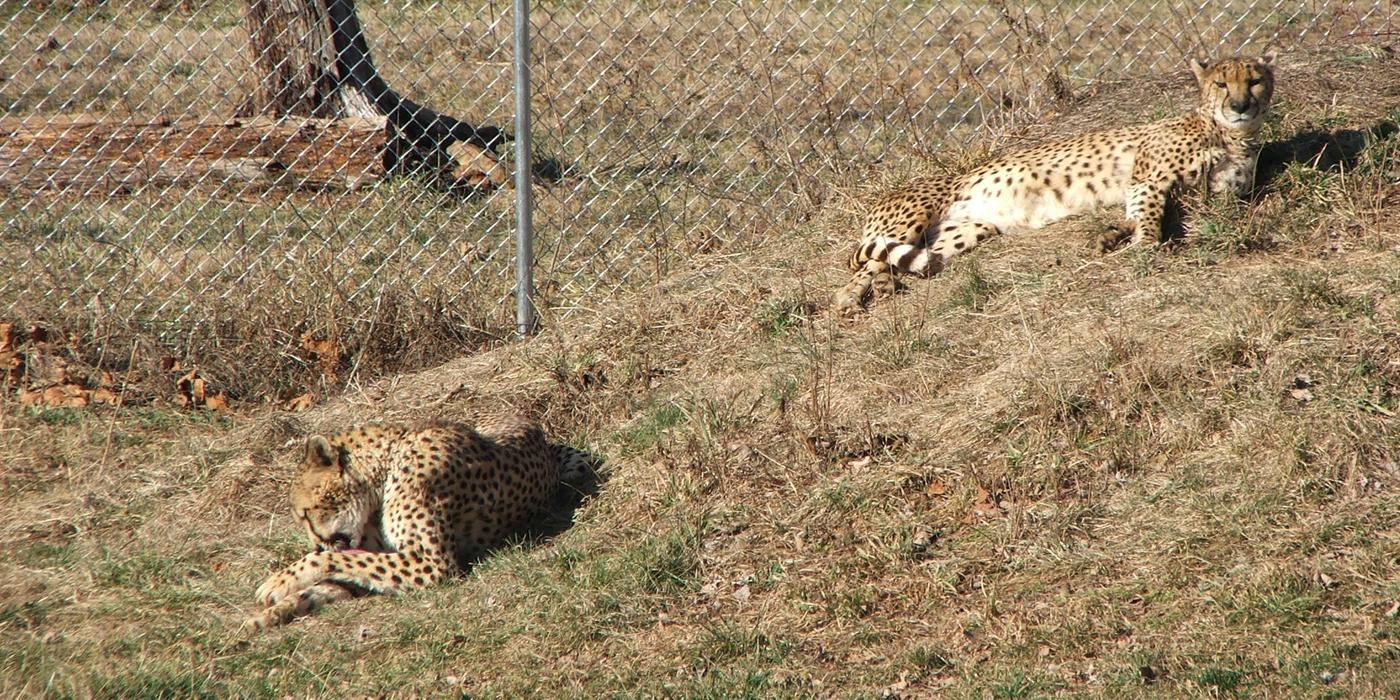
[1214, 81, 1227, 89]
[1246, 78, 1261, 87]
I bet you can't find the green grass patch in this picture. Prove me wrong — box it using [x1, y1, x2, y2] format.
[615, 400, 689, 456]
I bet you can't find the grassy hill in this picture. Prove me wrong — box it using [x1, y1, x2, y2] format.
[4, 46, 1400, 698]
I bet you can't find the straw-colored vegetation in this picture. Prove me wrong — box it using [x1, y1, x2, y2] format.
[3, 1, 1400, 696]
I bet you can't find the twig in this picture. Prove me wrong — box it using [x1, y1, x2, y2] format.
[97, 341, 139, 478]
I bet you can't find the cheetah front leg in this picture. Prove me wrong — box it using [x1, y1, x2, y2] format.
[1105, 177, 1173, 251]
[254, 549, 454, 611]
[835, 259, 896, 316]
[244, 581, 362, 630]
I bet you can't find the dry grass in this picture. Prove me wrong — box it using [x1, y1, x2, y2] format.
[3, 1, 1387, 402]
[4, 17, 1400, 700]
[2, 0, 1400, 688]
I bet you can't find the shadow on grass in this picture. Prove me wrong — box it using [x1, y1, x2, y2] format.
[1257, 117, 1398, 183]
[1147, 117, 1400, 246]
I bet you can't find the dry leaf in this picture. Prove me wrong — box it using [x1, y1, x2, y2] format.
[926, 479, 949, 496]
[909, 525, 939, 554]
[300, 332, 339, 380]
[963, 484, 1003, 523]
[1, 350, 22, 385]
[176, 369, 216, 409]
[18, 389, 43, 405]
[1290, 374, 1315, 402]
[42, 384, 89, 408]
[0, 322, 14, 353]
[204, 393, 229, 412]
[88, 387, 120, 406]
[447, 140, 509, 190]
[732, 584, 751, 603]
[283, 393, 314, 412]
[884, 674, 910, 695]
[29, 354, 67, 387]
[177, 369, 206, 404]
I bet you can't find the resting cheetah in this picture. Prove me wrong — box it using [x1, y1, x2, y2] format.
[246, 414, 590, 629]
[835, 53, 1276, 314]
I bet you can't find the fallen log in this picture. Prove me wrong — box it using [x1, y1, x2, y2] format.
[0, 114, 386, 196]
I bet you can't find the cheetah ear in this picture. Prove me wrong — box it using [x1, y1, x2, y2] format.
[305, 435, 337, 470]
[336, 445, 350, 478]
[1258, 50, 1277, 66]
[1189, 54, 1210, 82]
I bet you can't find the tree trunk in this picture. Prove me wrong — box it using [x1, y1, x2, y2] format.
[239, 0, 510, 191]
[239, 0, 352, 118]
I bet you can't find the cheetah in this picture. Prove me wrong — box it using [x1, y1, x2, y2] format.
[246, 414, 591, 629]
[835, 53, 1276, 314]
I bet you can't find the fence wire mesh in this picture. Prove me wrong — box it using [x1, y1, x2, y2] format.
[1, 0, 1394, 391]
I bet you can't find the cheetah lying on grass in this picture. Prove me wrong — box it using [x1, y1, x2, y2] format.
[836, 53, 1276, 314]
[247, 414, 590, 629]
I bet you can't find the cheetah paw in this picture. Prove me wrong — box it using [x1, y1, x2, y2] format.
[242, 599, 297, 631]
[833, 291, 865, 317]
[1096, 224, 1133, 253]
[254, 570, 304, 608]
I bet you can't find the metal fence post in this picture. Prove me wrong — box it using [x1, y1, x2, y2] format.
[512, 0, 535, 337]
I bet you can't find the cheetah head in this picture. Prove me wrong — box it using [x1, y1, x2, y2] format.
[289, 436, 378, 552]
[1191, 53, 1276, 134]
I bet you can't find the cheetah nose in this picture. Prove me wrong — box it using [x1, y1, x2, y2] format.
[1229, 99, 1250, 114]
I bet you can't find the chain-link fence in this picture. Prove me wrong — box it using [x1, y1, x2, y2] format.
[2, 1, 1394, 393]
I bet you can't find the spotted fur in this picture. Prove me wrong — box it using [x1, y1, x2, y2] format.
[835, 53, 1276, 314]
[247, 414, 590, 629]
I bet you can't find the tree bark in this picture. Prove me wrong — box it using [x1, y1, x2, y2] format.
[239, 0, 510, 190]
[239, 0, 350, 118]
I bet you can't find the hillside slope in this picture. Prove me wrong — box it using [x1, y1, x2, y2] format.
[4, 46, 1400, 698]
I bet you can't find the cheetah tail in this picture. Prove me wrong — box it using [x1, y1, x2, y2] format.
[847, 239, 871, 271]
[862, 238, 942, 276]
